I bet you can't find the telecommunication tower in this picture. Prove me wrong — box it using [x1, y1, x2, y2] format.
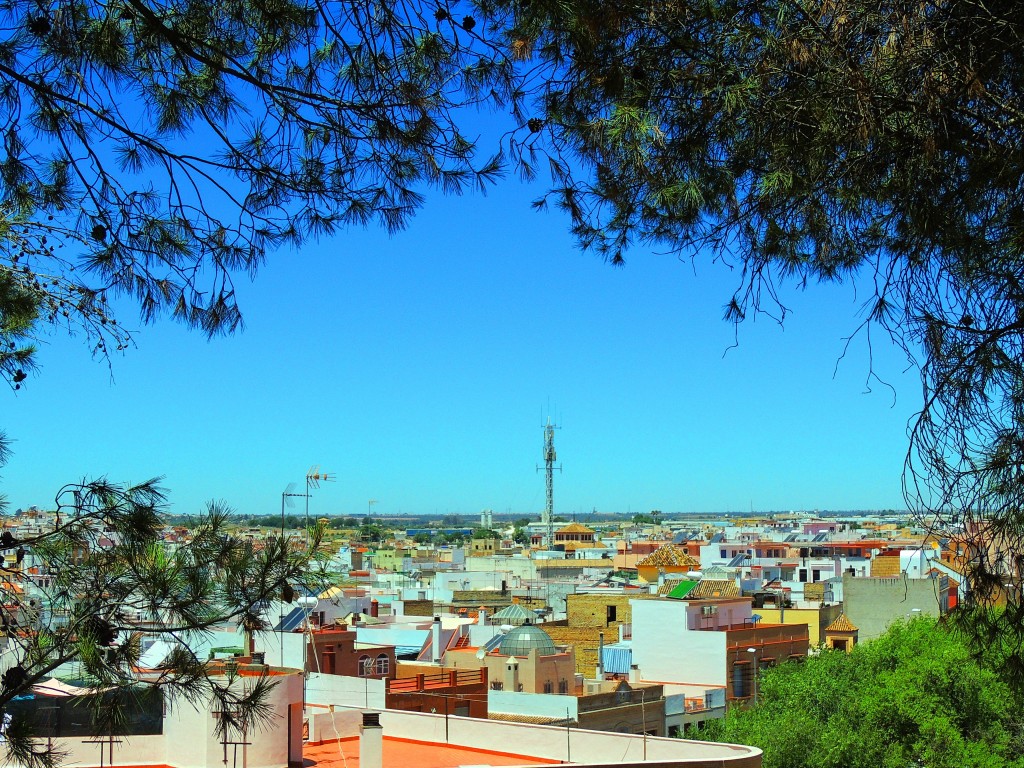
[537, 420, 562, 548]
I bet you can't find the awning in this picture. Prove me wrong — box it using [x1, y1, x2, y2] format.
[600, 643, 633, 675]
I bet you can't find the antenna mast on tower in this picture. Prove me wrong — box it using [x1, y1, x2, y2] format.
[537, 420, 562, 548]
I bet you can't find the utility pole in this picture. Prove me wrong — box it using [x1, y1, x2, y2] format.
[536, 420, 561, 549]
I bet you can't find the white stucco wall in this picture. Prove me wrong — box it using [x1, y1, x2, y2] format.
[305, 671, 387, 710]
[630, 600, 728, 687]
[488, 690, 579, 721]
[23, 672, 304, 768]
[463, 556, 537, 580]
[256, 628, 306, 669]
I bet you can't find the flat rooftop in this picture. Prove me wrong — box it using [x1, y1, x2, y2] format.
[305, 737, 559, 768]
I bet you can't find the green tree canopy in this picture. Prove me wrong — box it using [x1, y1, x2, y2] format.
[494, 0, 1024, 677]
[0, 0, 514, 384]
[0, 448, 329, 767]
[705, 618, 1024, 768]
[6, 0, 1024, 681]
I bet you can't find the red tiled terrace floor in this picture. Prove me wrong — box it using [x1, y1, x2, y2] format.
[304, 737, 560, 768]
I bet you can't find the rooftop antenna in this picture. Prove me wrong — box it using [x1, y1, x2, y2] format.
[536, 419, 562, 548]
[281, 482, 307, 535]
[305, 465, 335, 541]
[279, 481, 308, 662]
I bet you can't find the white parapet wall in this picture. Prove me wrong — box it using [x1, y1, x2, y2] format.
[320, 705, 762, 768]
[306, 671, 387, 710]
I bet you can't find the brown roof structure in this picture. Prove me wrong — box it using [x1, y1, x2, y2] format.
[825, 613, 858, 633]
[687, 579, 741, 599]
[556, 522, 596, 535]
[636, 544, 700, 569]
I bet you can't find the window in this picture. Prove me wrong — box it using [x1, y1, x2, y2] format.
[720, 549, 727, 558]
[357, 655, 370, 676]
[731, 661, 750, 699]
[558, 679, 568, 694]
[606, 605, 617, 623]
[544, 681, 553, 694]
[812, 569, 820, 582]
[798, 569, 808, 583]
[375, 654, 389, 675]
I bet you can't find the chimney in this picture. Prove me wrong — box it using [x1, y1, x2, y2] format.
[370, 599, 379, 618]
[360, 712, 383, 768]
[431, 616, 443, 663]
[629, 664, 640, 683]
[478, 606, 488, 626]
[504, 656, 520, 692]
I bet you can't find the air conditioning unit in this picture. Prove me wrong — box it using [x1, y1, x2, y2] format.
[701, 605, 718, 617]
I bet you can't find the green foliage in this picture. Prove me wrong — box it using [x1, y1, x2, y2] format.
[5, 0, 1024, 692]
[498, 0, 1024, 681]
[0, 0, 516, 385]
[0, 256, 37, 390]
[704, 618, 1024, 768]
[0, 447, 329, 767]
[359, 522, 385, 543]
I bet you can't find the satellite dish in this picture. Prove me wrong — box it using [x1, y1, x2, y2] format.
[296, 596, 319, 608]
[475, 648, 487, 660]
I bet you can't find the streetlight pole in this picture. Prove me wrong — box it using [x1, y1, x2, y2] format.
[746, 647, 758, 705]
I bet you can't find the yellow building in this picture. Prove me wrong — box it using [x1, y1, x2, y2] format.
[469, 537, 498, 557]
[823, 613, 859, 652]
[756, 603, 843, 646]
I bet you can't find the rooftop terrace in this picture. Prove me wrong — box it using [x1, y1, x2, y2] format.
[304, 736, 559, 768]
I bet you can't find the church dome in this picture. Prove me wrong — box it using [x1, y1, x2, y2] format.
[498, 622, 557, 656]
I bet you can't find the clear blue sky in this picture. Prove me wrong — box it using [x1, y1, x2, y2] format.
[2, 174, 919, 519]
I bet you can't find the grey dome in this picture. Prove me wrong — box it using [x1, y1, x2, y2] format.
[498, 623, 557, 656]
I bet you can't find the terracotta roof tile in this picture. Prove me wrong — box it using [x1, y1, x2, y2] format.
[687, 579, 740, 599]
[636, 544, 701, 569]
[556, 522, 596, 534]
[488, 713, 573, 725]
[825, 613, 858, 633]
